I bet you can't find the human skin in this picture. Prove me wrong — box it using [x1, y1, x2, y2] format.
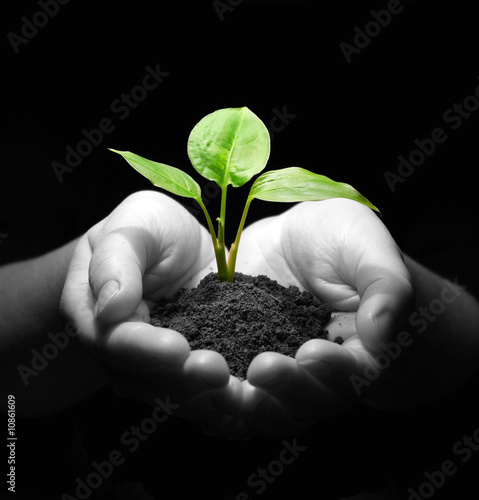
[234, 202, 479, 435]
[2, 191, 479, 439]
[0, 238, 106, 416]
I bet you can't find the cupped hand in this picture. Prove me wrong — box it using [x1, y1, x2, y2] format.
[233, 199, 415, 436]
[60, 191, 240, 428]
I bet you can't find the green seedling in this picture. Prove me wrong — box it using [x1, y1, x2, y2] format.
[110, 107, 379, 282]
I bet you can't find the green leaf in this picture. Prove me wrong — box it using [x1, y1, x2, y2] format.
[187, 107, 270, 188]
[109, 149, 202, 199]
[249, 167, 380, 212]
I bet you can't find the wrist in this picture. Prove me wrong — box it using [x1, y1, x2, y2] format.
[404, 253, 479, 371]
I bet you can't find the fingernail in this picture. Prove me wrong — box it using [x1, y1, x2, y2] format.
[95, 280, 121, 318]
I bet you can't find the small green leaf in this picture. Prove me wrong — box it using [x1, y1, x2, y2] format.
[187, 107, 270, 188]
[249, 167, 379, 212]
[109, 149, 202, 199]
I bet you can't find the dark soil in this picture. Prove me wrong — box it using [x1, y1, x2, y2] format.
[150, 272, 339, 380]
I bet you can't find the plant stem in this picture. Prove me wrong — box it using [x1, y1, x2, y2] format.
[196, 197, 228, 280]
[215, 245, 229, 281]
[218, 184, 227, 247]
[226, 195, 254, 282]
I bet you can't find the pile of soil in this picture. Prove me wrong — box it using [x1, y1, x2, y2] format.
[150, 272, 339, 379]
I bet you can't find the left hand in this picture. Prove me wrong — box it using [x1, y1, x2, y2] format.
[231, 199, 414, 436]
[60, 191, 240, 431]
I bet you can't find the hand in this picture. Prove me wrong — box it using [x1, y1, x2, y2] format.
[60, 191, 240, 428]
[233, 199, 415, 436]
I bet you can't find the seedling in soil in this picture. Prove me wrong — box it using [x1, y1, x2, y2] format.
[110, 107, 379, 282]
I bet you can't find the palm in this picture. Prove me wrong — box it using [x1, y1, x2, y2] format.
[235, 200, 479, 432]
[237, 200, 365, 307]
[232, 199, 414, 435]
[61, 191, 239, 428]
[62, 193, 414, 439]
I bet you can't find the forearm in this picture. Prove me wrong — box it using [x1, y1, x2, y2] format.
[404, 255, 479, 394]
[405, 255, 479, 346]
[1, 239, 108, 417]
[1, 240, 78, 346]
[362, 255, 479, 410]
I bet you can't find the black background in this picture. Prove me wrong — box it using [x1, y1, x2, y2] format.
[1, 1, 479, 498]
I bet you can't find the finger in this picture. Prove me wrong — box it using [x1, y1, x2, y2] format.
[179, 376, 244, 424]
[104, 324, 231, 407]
[239, 380, 296, 436]
[247, 352, 298, 389]
[247, 352, 343, 418]
[60, 235, 97, 339]
[103, 322, 192, 403]
[103, 322, 191, 370]
[182, 349, 230, 392]
[303, 314, 381, 400]
[355, 256, 414, 353]
[88, 226, 151, 323]
[209, 375, 246, 415]
[172, 351, 232, 420]
[296, 339, 362, 401]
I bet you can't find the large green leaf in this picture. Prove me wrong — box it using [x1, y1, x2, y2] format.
[249, 167, 379, 212]
[109, 149, 201, 199]
[187, 107, 270, 188]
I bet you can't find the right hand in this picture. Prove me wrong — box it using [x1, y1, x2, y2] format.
[233, 199, 415, 436]
[60, 191, 243, 433]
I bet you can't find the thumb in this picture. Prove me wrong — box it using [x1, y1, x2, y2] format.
[355, 250, 414, 353]
[89, 227, 148, 323]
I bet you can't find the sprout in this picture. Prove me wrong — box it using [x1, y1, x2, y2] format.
[110, 107, 378, 282]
